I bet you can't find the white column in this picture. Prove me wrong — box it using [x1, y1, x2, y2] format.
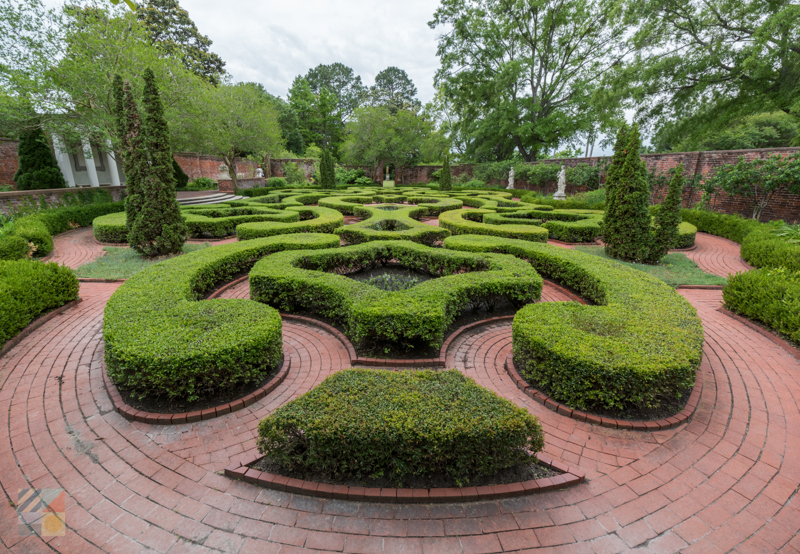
[52, 135, 76, 188]
[81, 139, 100, 187]
[105, 140, 121, 187]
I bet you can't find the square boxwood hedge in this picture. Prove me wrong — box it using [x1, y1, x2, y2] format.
[250, 240, 542, 348]
[103, 233, 340, 401]
[443, 235, 704, 414]
[1, 259, 79, 345]
[257, 368, 545, 485]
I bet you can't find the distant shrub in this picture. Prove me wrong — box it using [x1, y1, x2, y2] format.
[267, 177, 288, 188]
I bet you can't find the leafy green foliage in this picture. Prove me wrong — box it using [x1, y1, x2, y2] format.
[429, 0, 626, 162]
[119, 80, 146, 234]
[0, 259, 78, 345]
[703, 153, 800, 220]
[249, 240, 542, 349]
[136, 0, 225, 85]
[370, 66, 421, 113]
[236, 206, 344, 240]
[623, 0, 800, 146]
[440, 208, 549, 242]
[0, 235, 29, 260]
[257, 369, 544, 485]
[444, 235, 704, 414]
[128, 69, 188, 256]
[680, 209, 764, 244]
[267, 177, 288, 188]
[282, 162, 306, 185]
[12, 128, 66, 190]
[104, 233, 340, 401]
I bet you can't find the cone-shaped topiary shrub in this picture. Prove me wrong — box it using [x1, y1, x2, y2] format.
[439, 155, 452, 191]
[649, 163, 685, 261]
[320, 150, 335, 189]
[115, 78, 147, 234]
[128, 68, 187, 256]
[603, 124, 654, 262]
[13, 127, 67, 190]
[601, 125, 628, 243]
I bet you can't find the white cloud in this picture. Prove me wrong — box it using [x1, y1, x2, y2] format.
[180, 0, 444, 102]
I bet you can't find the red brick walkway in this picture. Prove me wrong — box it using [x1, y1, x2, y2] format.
[683, 233, 753, 278]
[2, 234, 799, 553]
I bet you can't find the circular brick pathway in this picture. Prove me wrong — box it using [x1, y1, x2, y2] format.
[1, 234, 798, 553]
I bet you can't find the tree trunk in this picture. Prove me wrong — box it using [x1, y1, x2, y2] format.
[222, 153, 238, 191]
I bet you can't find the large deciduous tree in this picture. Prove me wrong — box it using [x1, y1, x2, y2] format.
[0, 0, 206, 156]
[340, 106, 443, 170]
[429, 0, 627, 162]
[620, 0, 800, 144]
[174, 82, 284, 190]
[137, 0, 226, 86]
[288, 77, 342, 151]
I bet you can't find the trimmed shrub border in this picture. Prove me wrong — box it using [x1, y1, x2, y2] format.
[224, 451, 585, 503]
[208, 278, 583, 367]
[103, 356, 291, 424]
[0, 299, 82, 359]
[505, 354, 703, 431]
[717, 307, 800, 361]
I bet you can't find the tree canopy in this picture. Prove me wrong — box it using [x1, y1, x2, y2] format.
[305, 63, 367, 122]
[429, 0, 627, 162]
[137, 0, 227, 86]
[370, 67, 421, 114]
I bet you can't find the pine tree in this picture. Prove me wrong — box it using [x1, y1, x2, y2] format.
[320, 150, 335, 189]
[649, 164, 685, 261]
[13, 127, 67, 190]
[439, 155, 452, 191]
[128, 68, 187, 257]
[137, 0, 226, 85]
[119, 80, 147, 234]
[603, 124, 653, 262]
[173, 158, 189, 189]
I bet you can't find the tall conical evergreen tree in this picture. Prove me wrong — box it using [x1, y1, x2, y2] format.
[439, 155, 452, 191]
[173, 158, 189, 189]
[603, 124, 653, 262]
[128, 68, 187, 256]
[601, 124, 628, 248]
[13, 127, 67, 190]
[119, 80, 146, 234]
[320, 150, 335, 189]
[649, 164, 685, 261]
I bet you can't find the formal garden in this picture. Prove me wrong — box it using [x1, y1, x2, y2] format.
[2, 0, 800, 550]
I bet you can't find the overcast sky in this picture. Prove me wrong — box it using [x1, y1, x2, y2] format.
[180, 0, 444, 103]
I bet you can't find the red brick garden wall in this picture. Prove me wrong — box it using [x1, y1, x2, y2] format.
[0, 139, 20, 186]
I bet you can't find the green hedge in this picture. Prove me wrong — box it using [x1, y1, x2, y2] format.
[181, 206, 299, 238]
[740, 227, 800, 272]
[443, 235, 704, 414]
[257, 369, 544, 485]
[92, 212, 128, 243]
[676, 222, 698, 249]
[336, 204, 450, 246]
[1, 260, 79, 345]
[236, 206, 344, 240]
[250, 240, 542, 348]
[2, 201, 125, 258]
[0, 235, 29, 260]
[680, 209, 763, 244]
[724, 268, 800, 344]
[103, 233, 340, 401]
[405, 196, 464, 215]
[318, 195, 375, 214]
[439, 209, 549, 242]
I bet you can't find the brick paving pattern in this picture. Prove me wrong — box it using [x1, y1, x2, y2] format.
[1, 232, 798, 552]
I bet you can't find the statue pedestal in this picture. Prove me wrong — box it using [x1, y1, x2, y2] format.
[553, 192, 567, 200]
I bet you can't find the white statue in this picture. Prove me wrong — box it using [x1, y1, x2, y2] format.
[255, 167, 264, 178]
[506, 167, 515, 190]
[554, 165, 567, 200]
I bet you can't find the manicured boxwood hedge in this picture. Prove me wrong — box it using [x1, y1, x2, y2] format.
[680, 209, 763, 245]
[740, 226, 800, 272]
[443, 235, 704, 414]
[1, 259, 79, 345]
[439, 209, 549, 242]
[236, 206, 343, 240]
[675, 222, 698, 249]
[250, 240, 542, 348]
[181, 206, 299, 238]
[724, 268, 800, 344]
[335, 204, 450, 246]
[103, 233, 340, 401]
[92, 212, 129, 243]
[318, 195, 376, 215]
[257, 368, 545, 485]
[405, 196, 464, 215]
[0, 235, 29, 260]
[3, 201, 124, 258]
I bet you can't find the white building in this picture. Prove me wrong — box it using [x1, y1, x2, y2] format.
[53, 137, 125, 188]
